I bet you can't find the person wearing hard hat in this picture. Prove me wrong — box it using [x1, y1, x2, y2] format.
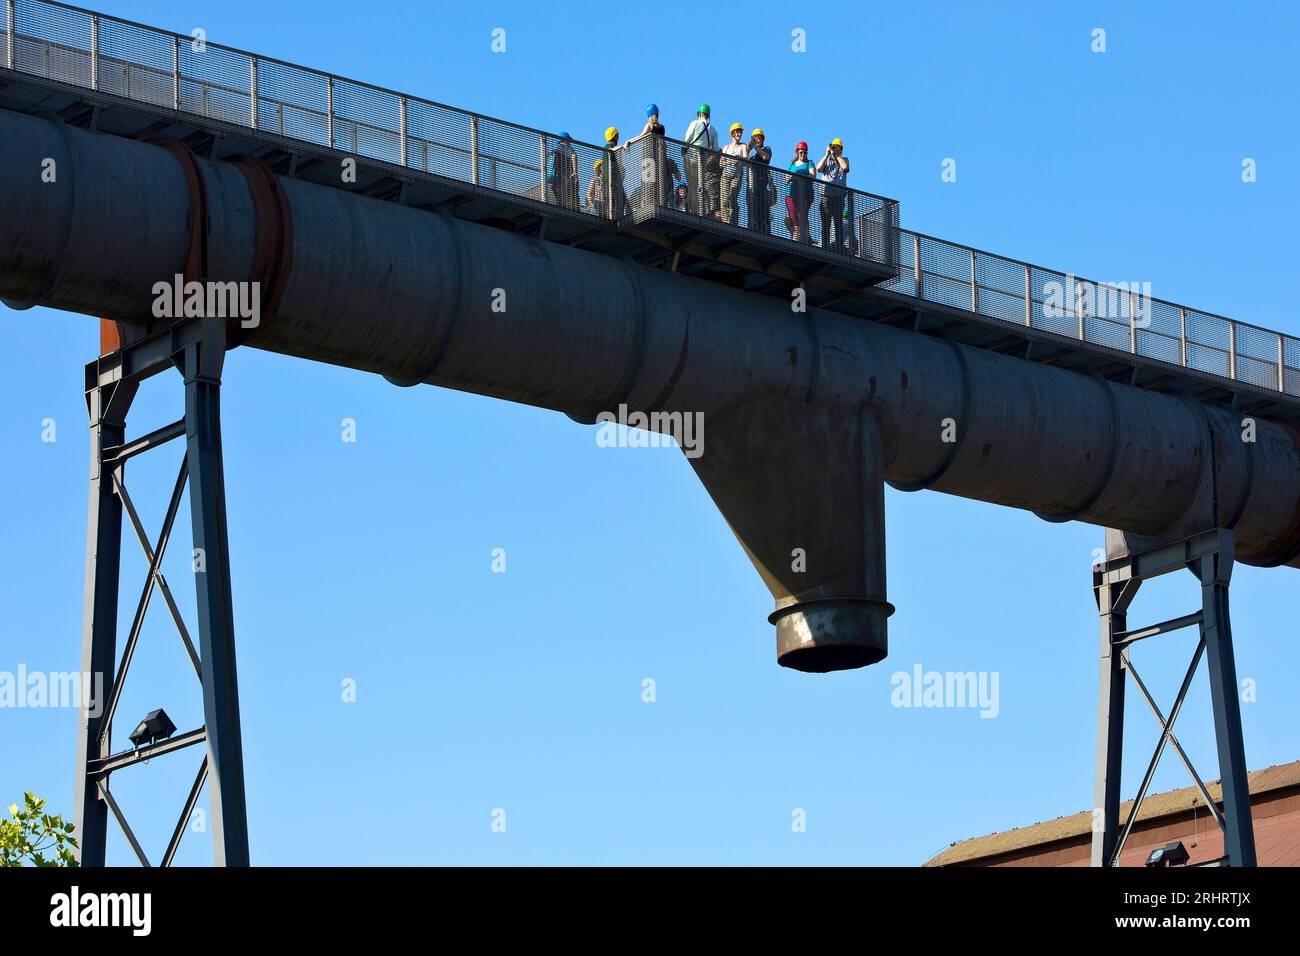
[626, 104, 680, 208]
[586, 157, 606, 219]
[546, 131, 579, 211]
[681, 103, 719, 217]
[603, 126, 629, 219]
[674, 180, 688, 212]
[746, 128, 774, 235]
[720, 122, 749, 225]
[785, 141, 816, 243]
[816, 137, 851, 250]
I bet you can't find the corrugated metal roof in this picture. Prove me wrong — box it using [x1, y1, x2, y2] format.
[925, 760, 1300, 867]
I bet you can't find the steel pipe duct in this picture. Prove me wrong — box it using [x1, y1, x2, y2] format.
[4, 108, 1299, 671]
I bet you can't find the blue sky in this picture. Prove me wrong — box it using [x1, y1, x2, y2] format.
[2, 0, 1298, 865]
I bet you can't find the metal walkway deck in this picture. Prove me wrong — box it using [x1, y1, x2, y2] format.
[3, 0, 1298, 419]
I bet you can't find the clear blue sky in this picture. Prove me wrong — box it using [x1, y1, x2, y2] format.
[2, 0, 1298, 865]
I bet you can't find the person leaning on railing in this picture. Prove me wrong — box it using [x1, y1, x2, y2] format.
[681, 103, 720, 218]
[816, 138, 851, 250]
[586, 158, 606, 218]
[626, 103, 681, 208]
[746, 129, 774, 236]
[720, 123, 749, 225]
[546, 131, 579, 211]
[785, 141, 816, 243]
[603, 126, 630, 219]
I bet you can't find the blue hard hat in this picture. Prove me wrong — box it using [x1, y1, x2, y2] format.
[646, 103, 659, 117]
[558, 130, 571, 139]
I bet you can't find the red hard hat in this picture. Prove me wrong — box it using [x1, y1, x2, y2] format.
[796, 140, 808, 151]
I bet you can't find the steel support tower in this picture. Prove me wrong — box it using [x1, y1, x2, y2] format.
[1091, 528, 1256, 867]
[74, 315, 250, 866]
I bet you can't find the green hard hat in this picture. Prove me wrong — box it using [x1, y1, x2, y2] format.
[697, 102, 711, 116]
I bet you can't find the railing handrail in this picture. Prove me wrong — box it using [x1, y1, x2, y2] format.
[12, 0, 620, 159]
[898, 225, 1281, 342]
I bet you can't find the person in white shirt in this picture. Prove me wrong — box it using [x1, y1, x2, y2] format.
[681, 103, 719, 217]
[720, 123, 750, 225]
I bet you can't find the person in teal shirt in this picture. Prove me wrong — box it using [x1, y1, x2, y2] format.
[785, 141, 816, 243]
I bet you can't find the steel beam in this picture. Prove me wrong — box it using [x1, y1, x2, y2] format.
[88, 727, 207, 777]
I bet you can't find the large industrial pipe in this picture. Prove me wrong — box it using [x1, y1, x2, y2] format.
[4, 108, 1299, 671]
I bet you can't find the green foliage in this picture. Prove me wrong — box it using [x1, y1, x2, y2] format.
[0, 793, 79, 867]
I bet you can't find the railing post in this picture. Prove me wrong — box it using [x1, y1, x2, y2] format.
[1076, 279, 1087, 341]
[90, 15, 98, 91]
[1180, 307, 1188, 366]
[1128, 289, 1137, 354]
[5, 0, 14, 71]
[249, 57, 258, 130]
[326, 76, 334, 148]
[1278, 335, 1286, 392]
[969, 249, 979, 313]
[172, 35, 180, 111]
[1024, 264, 1033, 327]
[399, 96, 408, 166]
[1228, 322, 1237, 380]
[469, 115, 479, 186]
[539, 134, 547, 200]
[603, 150, 615, 221]
[912, 234, 922, 298]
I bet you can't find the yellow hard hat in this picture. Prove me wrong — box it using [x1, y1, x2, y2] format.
[752, 128, 765, 138]
[729, 122, 744, 134]
[594, 158, 603, 171]
[831, 138, 844, 147]
[605, 126, 619, 142]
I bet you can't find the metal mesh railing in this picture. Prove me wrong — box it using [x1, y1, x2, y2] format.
[3, 0, 1297, 398]
[616, 133, 900, 269]
[879, 232, 1300, 396]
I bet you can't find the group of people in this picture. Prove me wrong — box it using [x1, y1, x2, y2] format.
[543, 103, 856, 250]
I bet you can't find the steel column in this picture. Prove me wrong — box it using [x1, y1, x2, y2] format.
[182, 319, 250, 866]
[1197, 540, 1256, 866]
[1091, 576, 1137, 867]
[73, 377, 137, 866]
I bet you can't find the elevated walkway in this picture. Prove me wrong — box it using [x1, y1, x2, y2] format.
[3, 0, 1297, 419]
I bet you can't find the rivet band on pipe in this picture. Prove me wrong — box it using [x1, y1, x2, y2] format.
[229, 155, 293, 348]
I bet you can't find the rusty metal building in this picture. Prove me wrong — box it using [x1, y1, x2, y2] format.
[926, 762, 1300, 867]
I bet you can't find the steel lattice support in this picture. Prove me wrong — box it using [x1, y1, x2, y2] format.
[74, 315, 249, 866]
[1090, 528, 1257, 867]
